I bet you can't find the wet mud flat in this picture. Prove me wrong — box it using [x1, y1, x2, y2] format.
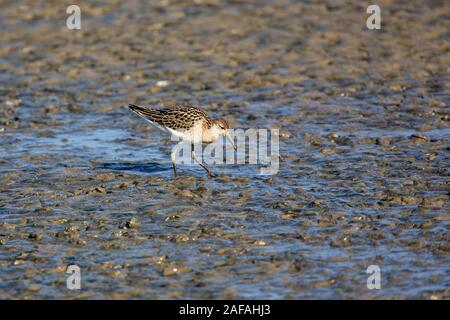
[0, 0, 449, 299]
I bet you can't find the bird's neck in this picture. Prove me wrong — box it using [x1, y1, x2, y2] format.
[202, 125, 221, 143]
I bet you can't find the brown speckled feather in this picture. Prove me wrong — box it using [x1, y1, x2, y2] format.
[128, 104, 212, 131]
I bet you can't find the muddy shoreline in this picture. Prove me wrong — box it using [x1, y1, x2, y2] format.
[0, 0, 449, 299]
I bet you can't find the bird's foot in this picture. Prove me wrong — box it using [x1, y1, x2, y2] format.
[172, 163, 177, 178]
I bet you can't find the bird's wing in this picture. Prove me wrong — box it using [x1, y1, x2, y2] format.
[129, 104, 212, 131]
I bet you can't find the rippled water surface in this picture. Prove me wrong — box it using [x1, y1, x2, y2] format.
[0, 0, 449, 299]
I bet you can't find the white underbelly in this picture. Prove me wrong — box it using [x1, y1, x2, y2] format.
[145, 119, 212, 144]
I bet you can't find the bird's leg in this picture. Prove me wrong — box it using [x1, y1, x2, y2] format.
[172, 162, 177, 178]
[171, 143, 180, 178]
[191, 144, 215, 177]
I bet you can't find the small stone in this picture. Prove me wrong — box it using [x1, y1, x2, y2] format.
[163, 266, 179, 276]
[402, 180, 415, 186]
[279, 212, 300, 219]
[418, 221, 433, 229]
[401, 196, 419, 205]
[156, 80, 170, 87]
[410, 134, 428, 142]
[6, 99, 21, 107]
[280, 131, 291, 139]
[321, 148, 336, 155]
[108, 270, 126, 279]
[69, 238, 86, 246]
[124, 218, 139, 229]
[375, 137, 391, 145]
[1, 222, 16, 229]
[27, 285, 41, 292]
[95, 173, 114, 181]
[153, 255, 167, 265]
[165, 215, 181, 222]
[199, 245, 212, 252]
[421, 196, 447, 208]
[252, 240, 266, 246]
[28, 233, 42, 241]
[171, 234, 190, 243]
[88, 186, 107, 194]
[313, 279, 335, 288]
[317, 220, 333, 227]
[175, 189, 194, 198]
[44, 104, 58, 113]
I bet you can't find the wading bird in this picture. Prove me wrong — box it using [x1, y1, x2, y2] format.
[128, 104, 235, 177]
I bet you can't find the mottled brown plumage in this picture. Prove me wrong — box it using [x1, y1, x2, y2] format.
[128, 104, 213, 131]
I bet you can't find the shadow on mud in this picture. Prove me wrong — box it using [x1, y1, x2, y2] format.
[97, 162, 169, 174]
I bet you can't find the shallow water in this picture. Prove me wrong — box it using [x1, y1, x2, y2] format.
[0, 0, 449, 299]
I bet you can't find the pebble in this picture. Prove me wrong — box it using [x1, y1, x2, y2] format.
[156, 80, 170, 87]
[165, 215, 181, 222]
[28, 233, 42, 241]
[124, 218, 139, 229]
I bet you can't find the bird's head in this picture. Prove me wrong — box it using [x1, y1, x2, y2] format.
[213, 118, 236, 150]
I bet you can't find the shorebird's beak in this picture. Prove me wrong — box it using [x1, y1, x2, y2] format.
[225, 131, 236, 150]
